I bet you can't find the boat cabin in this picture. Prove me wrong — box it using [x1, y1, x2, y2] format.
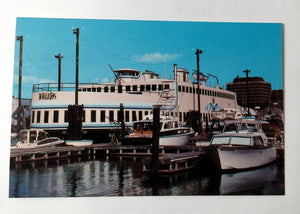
[18, 129, 49, 144]
[211, 134, 265, 147]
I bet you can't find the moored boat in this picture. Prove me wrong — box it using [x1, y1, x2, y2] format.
[12, 129, 65, 149]
[198, 118, 277, 171]
[122, 115, 194, 146]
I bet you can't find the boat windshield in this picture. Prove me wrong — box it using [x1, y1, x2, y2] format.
[230, 137, 251, 146]
[211, 136, 231, 145]
[18, 131, 28, 143]
[223, 123, 239, 132]
[133, 122, 153, 131]
[38, 131, 47, 141]
[29, 131, 37, 143]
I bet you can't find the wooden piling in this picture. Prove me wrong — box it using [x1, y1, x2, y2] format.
[151, 107, 160, 172]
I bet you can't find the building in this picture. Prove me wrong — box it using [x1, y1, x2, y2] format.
[226, 76, 271, 109]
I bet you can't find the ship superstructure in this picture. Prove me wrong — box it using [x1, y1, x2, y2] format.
[30, 64, 238, 142]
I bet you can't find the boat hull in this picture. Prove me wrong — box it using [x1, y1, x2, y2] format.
[122, 132, 193, 146]
[65, 140, 93, 147]
[210, 146, 277, 171]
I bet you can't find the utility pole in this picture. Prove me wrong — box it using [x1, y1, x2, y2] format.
[243, 69, 251, 115]
[195, 49, 203, 134]
[73, 28, 79, 105]
[16, 35, 23, 131]
[55, 53, 63, 91]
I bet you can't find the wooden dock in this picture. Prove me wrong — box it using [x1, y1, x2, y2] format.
[10, 144, 203, 163]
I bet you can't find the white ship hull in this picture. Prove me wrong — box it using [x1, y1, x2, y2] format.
[216, 146, 277, 170]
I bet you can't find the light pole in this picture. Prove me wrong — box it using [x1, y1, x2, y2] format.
[243, 69, 250, 115]
[195, 49, 203, 134]
[73, 28, 79, 105]
[16, 35, 23, 131]
[55, 53, 63, 91]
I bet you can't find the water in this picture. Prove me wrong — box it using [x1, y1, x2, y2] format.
[9, 157, 284, 197]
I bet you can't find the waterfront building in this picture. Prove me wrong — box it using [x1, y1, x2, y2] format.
[226, 76, 271, 109]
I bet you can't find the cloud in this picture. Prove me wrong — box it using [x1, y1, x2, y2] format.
[13, 75, 53, 85]
[133, 52, 181, 64]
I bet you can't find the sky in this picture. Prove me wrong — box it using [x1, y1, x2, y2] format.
[13, 18, 283, 98]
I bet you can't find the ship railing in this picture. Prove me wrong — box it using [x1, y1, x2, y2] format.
[32, 82, 102, 92]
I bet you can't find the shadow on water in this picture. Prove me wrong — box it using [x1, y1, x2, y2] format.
[9, 156, 284, 197]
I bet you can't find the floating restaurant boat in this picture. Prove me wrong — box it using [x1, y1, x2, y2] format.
[121, 115, 194, 146]
[200, 119, 277, 171]
[29, 64, 238, 143]
[11, 129, 65, 149]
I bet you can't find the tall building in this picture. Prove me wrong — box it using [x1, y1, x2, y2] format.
[226, 76, 271, 108]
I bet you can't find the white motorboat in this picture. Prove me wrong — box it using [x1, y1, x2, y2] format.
[65, 140, 93, 147]
[202, 118, 277, 171]
[122, 116, 194, 146]
[12, 129, 65, 149]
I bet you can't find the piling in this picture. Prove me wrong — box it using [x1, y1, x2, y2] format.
[120, 103, 125, 138]
[67, 104, 83, 140]
[151, 107, 160, 172]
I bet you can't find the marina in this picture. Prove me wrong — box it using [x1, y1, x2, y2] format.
[9, 18, 285, 197]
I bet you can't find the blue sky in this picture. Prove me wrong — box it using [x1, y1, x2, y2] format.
[13, 18, 283, 98]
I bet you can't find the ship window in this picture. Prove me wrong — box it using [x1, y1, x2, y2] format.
[104, 86, 109, 92]
[140, 85, 145, 91]
[230, 137, 251, 146]
[145, 111, 148, 116]
[92, 88, 96, 92]
[138, 111, 143, 120]
[125, 111, 130, 122]
[253, 136, 263, 146]
[164, 84, 170, 90]
[158, 84, 163, 90]
[44, 111, 49, 123]
[118, 85, 122, 93]
[100, 110, 105, 122]
[185, 87, 188, 93]
[178, 86, 181, 92]
[110, 86, 115, 92]
[64, 110, 69, 122]
[193, 88, 195, 94]
[132, 85, 137, 91]
[31, 111, 35, 123]
[109, 111, 114, 122]
[87, 88, 91, 92]
[211, 136, 230, 145]
[146, 85, 151, 91]
[183, 73, 186, 82]
[53, 111, 59, 123]
[91, 110, 96, 122]
[126, 86, 131, 91]
[132, 111, 137, 122]
[37, 111, 41, 123]
[97, 87, 101, 92]
[152, 84, 157, 91]
[182, 86, 185, 92]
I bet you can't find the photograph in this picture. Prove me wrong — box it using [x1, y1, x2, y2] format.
[10, 17, 284, 197]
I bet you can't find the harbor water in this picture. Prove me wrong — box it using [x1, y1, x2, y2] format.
[9, 156, 284, 197]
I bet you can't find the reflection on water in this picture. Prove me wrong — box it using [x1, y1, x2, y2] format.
[9, 157, 284, 197]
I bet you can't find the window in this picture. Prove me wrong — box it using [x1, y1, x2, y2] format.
[104, 86, 109, 92]
[145, 111, 148, 116]
[164, 84, 170, 90]
[146, 85, 151, 91]
[37, 111, 41, 123]
[64, 110, 69, 122]
[132, 111, 137, 122]
[97, 87, 101, 92]
[182, 86, 185, 92]
[125, 111, 130, 122]
[44, 111, 49, 123]
[138, 111, 143, 120]
[152, 85, 157, 91]
[132, 85, 137, 91]
[118, 85, 122, 93]
[92, 88, 96, 92]
[53, 111, 59, 123]
[31, 111, 35, 123]
[158, 84, 163, 90]
[186, 87, 189, 93]
[183, 73, 186, 82]
[109, 111, 114, 122]
[91, 110, 96, 122]
[110, 86, 115, 92]
[178, 86, 181, 92]
[100, 110, 105, 122]
[126, 86, 131, 91]
[140, 85, 145, 91]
